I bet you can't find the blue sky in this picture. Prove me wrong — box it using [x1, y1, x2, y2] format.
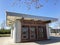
[0, 0, 60, 28]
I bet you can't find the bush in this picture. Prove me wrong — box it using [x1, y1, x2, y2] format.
[0, 30, 11, 34]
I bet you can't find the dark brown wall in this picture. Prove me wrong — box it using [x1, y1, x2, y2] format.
[20, 20, 48, 42]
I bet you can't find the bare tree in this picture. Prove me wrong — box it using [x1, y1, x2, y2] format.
[58, 21, 60, 35]
[11, 0, 59, 9]
[1, 20, 5, 30]
[53, 19, 60, 35]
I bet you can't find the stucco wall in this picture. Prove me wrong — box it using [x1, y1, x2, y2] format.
[13, 20, 21, 43]
[46, 24, 51, 39]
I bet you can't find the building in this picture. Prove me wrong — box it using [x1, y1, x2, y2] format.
[51, 29, 60, 33]
[6, 11, 57, 43]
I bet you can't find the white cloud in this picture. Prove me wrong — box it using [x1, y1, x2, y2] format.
[5, 27, 11, 29]
[0, 27, 1, 29]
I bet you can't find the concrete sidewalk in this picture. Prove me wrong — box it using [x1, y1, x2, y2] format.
[0, 35, 60, 45]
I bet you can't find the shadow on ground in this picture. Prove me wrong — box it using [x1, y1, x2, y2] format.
[34, 36, 60, 45]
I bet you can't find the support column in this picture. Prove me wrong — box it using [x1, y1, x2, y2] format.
[11, 29, 13, 38]
[46, 24, 51, 39]
[13, 19, 21, 43]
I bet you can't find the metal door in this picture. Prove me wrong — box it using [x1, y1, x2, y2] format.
[38, 26, 46, 40]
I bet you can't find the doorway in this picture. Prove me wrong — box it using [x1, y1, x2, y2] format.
[38, 26, 47, 40]
[21, 26, 47, 42]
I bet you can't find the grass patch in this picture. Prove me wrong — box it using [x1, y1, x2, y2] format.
[0, 34, 10, 37]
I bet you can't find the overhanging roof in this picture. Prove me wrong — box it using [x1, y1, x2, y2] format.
[6, 11, 58, 26]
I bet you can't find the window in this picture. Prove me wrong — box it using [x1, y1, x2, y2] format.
[30, 27, 36, 39]
[22, 26, 28, 39]
[38, 26, 44, 38]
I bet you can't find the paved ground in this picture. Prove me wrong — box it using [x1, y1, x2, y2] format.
[0, 33, 60, 45]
